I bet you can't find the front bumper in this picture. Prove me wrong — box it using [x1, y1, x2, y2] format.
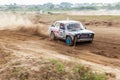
[76, 38, 93, 42]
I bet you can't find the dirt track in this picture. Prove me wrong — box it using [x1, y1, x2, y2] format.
[0, 13, 120, 79]
[1, 26, 120, 66]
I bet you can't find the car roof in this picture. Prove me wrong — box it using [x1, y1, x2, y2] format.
[56, 20, 80, 24]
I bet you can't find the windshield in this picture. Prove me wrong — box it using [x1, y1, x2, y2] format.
[67, 23, 84, 31]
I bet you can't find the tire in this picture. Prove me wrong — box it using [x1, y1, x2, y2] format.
[50, 32, 55, 40]
[66, 36, 73, 46]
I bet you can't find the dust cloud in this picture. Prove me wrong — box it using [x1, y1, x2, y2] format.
[0, 13, 48, 36]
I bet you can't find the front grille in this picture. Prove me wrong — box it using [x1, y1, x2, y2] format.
[81, 34, 89, 38]
[76, 34, 94, 39]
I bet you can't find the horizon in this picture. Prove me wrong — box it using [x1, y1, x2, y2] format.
[0, 0, 120, 5]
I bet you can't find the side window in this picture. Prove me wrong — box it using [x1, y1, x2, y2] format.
[60, 23, 65, 30]
[55, 22, 60, 29]
[67, 24, 71, 30]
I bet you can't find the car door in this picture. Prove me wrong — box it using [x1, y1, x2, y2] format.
[59, 23, 65, 38]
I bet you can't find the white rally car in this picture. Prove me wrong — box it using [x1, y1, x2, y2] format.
[49, 20, 95, 46]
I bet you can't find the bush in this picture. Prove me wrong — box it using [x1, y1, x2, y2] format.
[73, 64, 106, 80]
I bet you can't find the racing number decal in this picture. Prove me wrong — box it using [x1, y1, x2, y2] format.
[54, 30, 59, 35]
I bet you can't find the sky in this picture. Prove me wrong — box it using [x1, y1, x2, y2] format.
[0, 0, 120, 5]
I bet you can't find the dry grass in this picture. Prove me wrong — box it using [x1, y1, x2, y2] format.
[0, 58, 107, 80]
[34, 14, 120, 27]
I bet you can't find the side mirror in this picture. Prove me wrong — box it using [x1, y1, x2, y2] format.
[51, 24, 55, 27]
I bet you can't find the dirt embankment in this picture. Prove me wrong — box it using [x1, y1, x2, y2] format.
[84, 20, 120, 27]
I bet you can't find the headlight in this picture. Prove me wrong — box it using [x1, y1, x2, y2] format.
[76, 34, 81, 38]
[89, 34, 92, 36]
[89, 34, 94, 37]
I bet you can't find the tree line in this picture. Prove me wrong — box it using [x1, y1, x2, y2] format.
[0, 2, 120, 11]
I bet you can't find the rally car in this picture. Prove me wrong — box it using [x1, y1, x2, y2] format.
[49, 20, 95, 46]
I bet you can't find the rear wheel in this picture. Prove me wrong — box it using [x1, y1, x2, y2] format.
[50, 32, 55, 40]
[66, 36, 73, 46]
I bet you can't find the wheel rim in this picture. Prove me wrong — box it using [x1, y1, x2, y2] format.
[66, 37, 71, 46]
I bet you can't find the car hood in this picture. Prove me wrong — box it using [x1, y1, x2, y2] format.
[69, 29, 95, 35]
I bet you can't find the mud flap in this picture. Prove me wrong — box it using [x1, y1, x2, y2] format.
[73, 35, 77, 47]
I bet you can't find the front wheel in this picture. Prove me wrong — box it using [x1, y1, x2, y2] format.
[66, 36, 73, 46]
